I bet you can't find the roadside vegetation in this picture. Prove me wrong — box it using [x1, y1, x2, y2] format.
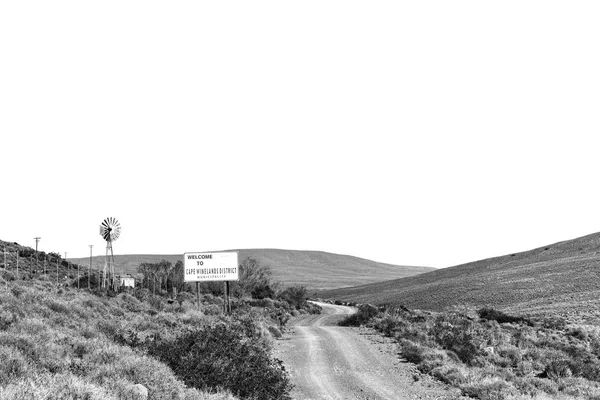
[339, 302, 600, 399]
[0, 240, 316, 400]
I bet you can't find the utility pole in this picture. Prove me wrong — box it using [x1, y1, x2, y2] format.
[34, 237, 41, 270]
[77, 255, 80, 290]
[2, 247, 8, 291]
[64, 252, 68, 273]
[89, 245, 93, 290]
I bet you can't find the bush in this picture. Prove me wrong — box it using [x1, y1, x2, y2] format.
[0, 346, 30, 385]
[399, 339, 426, 364]
[460, 377, 518, 400]
[231, 258, 274, 299]
[304, 301, 322, 315]
[478, 307, 533, 326]
[18, 248, 35, 258]
[149, 320, 292, 399]
[277, 285, 307, 310]
[431, 365, 468, 386]
[147, 295, 166, 311]
[541, 316, 567, 331]
[339, 304, 379, 327]
[251, 284, 275, 300]
[430, 313, 485, 363]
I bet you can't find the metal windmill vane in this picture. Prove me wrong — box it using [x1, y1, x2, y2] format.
[99, 217, 121, 289]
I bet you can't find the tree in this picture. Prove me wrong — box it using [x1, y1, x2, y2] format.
[138, 260, 173, 295]
[278, 285, 308, 309]
[170, 260, 185, 295]
[231, 258, 274, 299]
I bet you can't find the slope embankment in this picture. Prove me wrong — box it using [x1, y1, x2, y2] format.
[320, 232, 600, 323]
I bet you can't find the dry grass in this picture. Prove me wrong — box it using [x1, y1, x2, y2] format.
[354, 305, 600, 400]
[68, 249, 433, 290]
[322, 231, 600, 324]
[0, 280, 243, 399]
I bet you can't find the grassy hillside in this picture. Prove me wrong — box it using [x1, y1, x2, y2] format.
[0, 279, 238, 399]
[343, 304, 600, 399]
[69, 249, 433, 290]
[0, 240, 89, 285]
[320, 232, 600, 324]
[0, 239, 316, 400]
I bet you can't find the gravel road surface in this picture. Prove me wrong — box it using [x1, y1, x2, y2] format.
[274, 301, 462, 400]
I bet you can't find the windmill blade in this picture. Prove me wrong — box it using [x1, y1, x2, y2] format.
[111, 228, 119, 239]
[111, 222, 121, 241]
[99, 217, 121, 242]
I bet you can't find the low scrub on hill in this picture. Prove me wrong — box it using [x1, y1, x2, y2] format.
[0, 280, 235, 399]
[340, 303, 600, 399]
[0, 277, 306, 399]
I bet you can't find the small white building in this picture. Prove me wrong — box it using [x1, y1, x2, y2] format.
[118, 274, 135, 288]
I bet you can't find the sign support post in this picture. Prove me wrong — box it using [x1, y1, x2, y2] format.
[224, 281, 231, 314]
[196, 282, 200, 310]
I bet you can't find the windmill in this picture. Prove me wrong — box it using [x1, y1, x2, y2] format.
[99, 217, 121, 289]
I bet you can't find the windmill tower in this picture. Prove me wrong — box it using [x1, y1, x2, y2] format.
[99, 217, 121, 289]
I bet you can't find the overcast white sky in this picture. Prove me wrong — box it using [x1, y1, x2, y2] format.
[1, 1, 599, 268]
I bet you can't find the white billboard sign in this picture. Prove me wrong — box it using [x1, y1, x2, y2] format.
[184, 252, 239, 282]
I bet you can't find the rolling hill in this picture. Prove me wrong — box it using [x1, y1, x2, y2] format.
[319, 232, 600, 323]
[69, 249, 433, 291]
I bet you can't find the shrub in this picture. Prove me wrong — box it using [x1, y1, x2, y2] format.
[460, 377, 518, 400]
[147, 295, 166, 311]
[544, 358, 573, 380]
[18, 248, 35, 258]
[478, 307, 533, 326]
[177, 291, 196, 306]
[0, 346, 30, 385]
[430, 313, 484, 363]
[10, 286, 25, 298]
[251, 284, 275, 300]
[117, 293, 144, 313]
[277, 285, 307, 310]
[513, 376, 559, 396]
[230, 258, 274, 299]
[47, 300, 70, 315]
[339, 304, 379, 327]
[268, 326, 283, 338]
[149, 321, 292, 399]
[416, 349, 448, 374]
[541, 316, 567, 331]
[431, 365, 468, 386]
[304, 301, 322, 315]
[399, 339, 426, 364]
[0, 373, 113, 400]
[375, 313, 406, 337]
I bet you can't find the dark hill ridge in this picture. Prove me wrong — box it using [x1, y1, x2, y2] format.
[319, 232, 600, 323]
[0, 239, 84, 283]
[69, 249, 433, 290]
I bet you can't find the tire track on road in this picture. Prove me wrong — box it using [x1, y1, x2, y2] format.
[275, 301, 462, 400]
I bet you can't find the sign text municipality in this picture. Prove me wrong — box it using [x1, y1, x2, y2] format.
[184, 252, 239, 282]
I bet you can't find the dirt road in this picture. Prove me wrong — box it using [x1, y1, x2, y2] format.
[274, 302, 461, 400]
